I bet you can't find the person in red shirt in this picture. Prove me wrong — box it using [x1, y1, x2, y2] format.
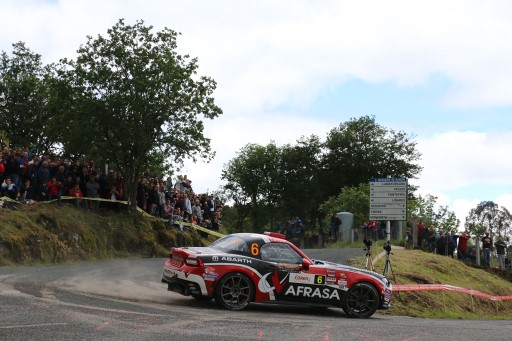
[457, 230, 471, 260]
[417, 219, 426, 248]
[69, 183, 83, 207]
[46, 176, 62, 206]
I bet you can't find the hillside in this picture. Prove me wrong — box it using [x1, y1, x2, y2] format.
[0, 204, 205, 266]
[1, 204, 511, 319]
[370, 247, 512, 319]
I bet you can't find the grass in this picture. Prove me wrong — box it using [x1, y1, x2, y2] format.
[0, 203, 206, 266]
[367, 248, 512, 319]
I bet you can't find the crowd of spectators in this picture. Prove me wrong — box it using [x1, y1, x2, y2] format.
[413, 220, 510, 271]
[0, 143, 223, 233]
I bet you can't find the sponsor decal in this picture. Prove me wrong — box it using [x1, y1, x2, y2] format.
[326, 277, 336, 283]
[203, 268, 219, 281]
[164, 268, 181, 278]
[221, 256, 252, 264]
[327, 270, 336, 277]
[258, 272, 289, 294]
[284, 285, 341, 300]
[204, 273, 219, 281]
[289, 273, 325, 285]
[212, 256, 219, 261]
[338, 279, 348, 291]
[384, 288, 392, 297]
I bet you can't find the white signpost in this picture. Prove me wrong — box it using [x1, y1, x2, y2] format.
[369, 177, 407, 220]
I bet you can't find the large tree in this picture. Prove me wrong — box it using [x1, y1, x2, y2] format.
[321, 115, 422, 198]
[55, 19, 222, 208]
[465, 201, 511, 238]
[0, 42, 56, 149]
[221, 142, 284, 230]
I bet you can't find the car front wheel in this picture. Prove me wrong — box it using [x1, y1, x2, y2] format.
[214, 272, 253, 311]
[341, 282, 379, 318]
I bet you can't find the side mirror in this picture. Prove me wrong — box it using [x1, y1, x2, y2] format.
[302, 258, 313, 270]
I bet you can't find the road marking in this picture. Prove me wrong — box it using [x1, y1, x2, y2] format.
[0, 323, 67, 329]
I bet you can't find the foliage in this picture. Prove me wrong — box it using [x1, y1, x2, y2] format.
[321, 115, 422, 198]
[409, 194, 460, 232]
[0, 42, 56, 149]
[222, 142, 284, 230]
[465, 201, 512, 239]
[52, 19, 221, 208]
[321, 183, 371, 231]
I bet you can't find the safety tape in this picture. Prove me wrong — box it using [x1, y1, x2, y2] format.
[393, 284, 512, 301]
[1, 196, 224, 239]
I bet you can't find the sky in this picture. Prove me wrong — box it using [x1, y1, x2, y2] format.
[2, 0, 512, 229]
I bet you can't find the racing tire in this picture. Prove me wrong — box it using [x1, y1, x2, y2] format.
[341, 282, 379, 318]
[214, 272, 254, 311]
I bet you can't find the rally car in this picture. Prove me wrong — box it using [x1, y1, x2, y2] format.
[162, 232, 392, 318]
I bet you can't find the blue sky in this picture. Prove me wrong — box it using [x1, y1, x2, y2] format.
[2, 0, 512, 228]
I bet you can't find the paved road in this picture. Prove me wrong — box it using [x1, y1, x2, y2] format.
[0, 249, 510, 341]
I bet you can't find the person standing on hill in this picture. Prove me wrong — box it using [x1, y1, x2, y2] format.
[457, 230, 471, 260]
[495, 236, 507, 270]
[481, 232, 493, 267]
[417, 219, 426, 248]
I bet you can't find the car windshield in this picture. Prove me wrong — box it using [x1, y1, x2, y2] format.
[210, 235, 249, 253]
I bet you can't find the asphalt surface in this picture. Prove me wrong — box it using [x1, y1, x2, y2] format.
[0, 248, 511, 341]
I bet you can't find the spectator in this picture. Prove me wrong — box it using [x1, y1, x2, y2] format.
[191, 199, 202, 225]
[85, 175, 100, 210]
[37, 161, 50, 200]
[19, 179, 36, 204]
[495, 236, 507, 270]
[457, 230, 471, 260]
[46, 176, 63, 206]
[417, 219, 426, 248]
[436, 230, 447, 255]
[69, 183, 83, 207]
[481, 232, 493, 267]
[447, 230, 459, 258]
[425, 225, 436, 253]
[1, 176, 19, 201]
[405, 228, 413, 250]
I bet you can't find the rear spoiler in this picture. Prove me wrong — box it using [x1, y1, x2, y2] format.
[263, 231, 286, 239]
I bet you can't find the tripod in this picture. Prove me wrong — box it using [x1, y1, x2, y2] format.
[382, 242, 397, 283]
[362, 239, 374, 271]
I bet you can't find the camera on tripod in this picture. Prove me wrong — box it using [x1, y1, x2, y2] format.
[363, 239, 373, 248]
[383, 241, 392, 253]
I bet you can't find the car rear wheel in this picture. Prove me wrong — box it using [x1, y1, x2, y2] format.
[214, 272, 253, 311]
[341, 282, 379, 318]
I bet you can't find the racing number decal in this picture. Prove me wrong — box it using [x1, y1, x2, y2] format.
[251, 243, 260, 256]
[315, 275, 325, 285]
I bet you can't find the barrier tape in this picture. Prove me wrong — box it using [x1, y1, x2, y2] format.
[393, 284, 512, 301]
[1, 196, 224, 239]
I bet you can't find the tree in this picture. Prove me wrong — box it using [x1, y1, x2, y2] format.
[465, 201, 512, 238]
[409, 194, 460, 232]
[221, 142, 284, 230]
[321, 116, 422, 198]
[279, 135, 323, 225]
[321, 183, 371, 234]
[0, 42, 56, 149]
[55, 19, 221, 208]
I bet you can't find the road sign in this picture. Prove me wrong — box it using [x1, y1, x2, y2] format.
[369, 178, 407, 221]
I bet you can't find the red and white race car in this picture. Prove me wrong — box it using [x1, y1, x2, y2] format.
[162, 232, 392, 318]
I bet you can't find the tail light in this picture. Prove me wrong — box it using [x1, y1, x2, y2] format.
[185, 258, 203, 266]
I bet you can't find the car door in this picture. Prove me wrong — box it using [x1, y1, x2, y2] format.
[259, 243, 331, 304]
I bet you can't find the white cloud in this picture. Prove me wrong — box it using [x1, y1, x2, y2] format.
[2, 0, 512, 227]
